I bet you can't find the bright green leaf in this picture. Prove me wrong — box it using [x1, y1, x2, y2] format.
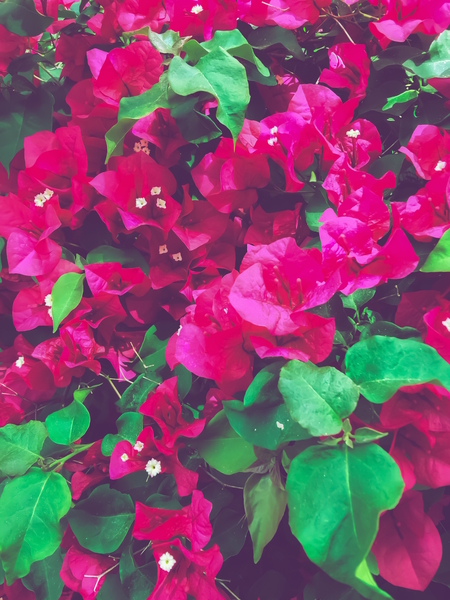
[278, 361, 360, 437]
[286, 444, 403, 599]
[116, 373, 162, 413]
[101, 413, 143, 457]
[195, 411, 256, 475]
[353, 428, 388, 444]
[0, 0, 53, 36]
[421, 228, 450, 272]
[0, 421, 47, 477]
[45, 400, 90, 445]
[0, 468, 71, 583]
[404, 31, 450, 80]
[382, 90, 419, 111]
[345, 336, 450, 403]
[201, 29, 270, 76]
[67, 485, 134, 554]
[342, 290, 376, 311]
[51, 272, 85, 332]
[22, 548, 64, 600]
[244, 473, 287, 563]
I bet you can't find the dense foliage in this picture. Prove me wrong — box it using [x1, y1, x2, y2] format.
[2, 0, 450, 599]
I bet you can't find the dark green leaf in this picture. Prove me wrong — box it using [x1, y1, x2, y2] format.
[247, 25, 305, 60]
[209, 508, 247, 561]
[68, 485, 135, 554]
[0, 421, 47, 477]
[134, 325, 167, 374]
[119, 546, 156, 600]
[51, 272, 85, 332]
[22, 548, 64, 600]
[101, 413, 143, 457]
[97, 573, 128, 600]
[45, 400, 90, 445]
[117, 373, 162, 413]
[0, 0, 52, 36]
[372, 46, 424, 71]
[304, 572, 363, 600]
[173, 364, 192, 400]
[358, 321, 420, 340]
[0, 468, 71, 583]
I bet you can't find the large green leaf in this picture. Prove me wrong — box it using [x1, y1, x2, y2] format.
[101, 413, 143, 457]
[420, 228, 450, 272]
[0, 468, 71, 583]
[51, 272, 85, 332]
[247, 25, 305, 60]
[168, 47, 250, 142]
[345, 336, 450, 403]
[244, 473, 287, 563]
[116, 373, 162, 413]
[67, 485, 134, 554]
[404, 31, 450, 79]
[0, 88, 54, 171]
[278, 361, 359, 437]
[194, 411, 256, 475]
[0, 421, 47, 477]
[22, 548, 64, 600]
[200, 30, 269, 76]
[209, 508, 248, 561]
[286, 444, 404, 599]
[119, 545, 156, 600]
[45, 400, 90, 445]
[0, 0, 53, 36]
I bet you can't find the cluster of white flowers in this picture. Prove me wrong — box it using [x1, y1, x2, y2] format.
[34, 188, 54, 207]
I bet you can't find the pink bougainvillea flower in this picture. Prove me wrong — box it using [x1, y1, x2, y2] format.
[56, 33, 100, 81]
[115, 0, 167, 32]
[109, 426, 198, 496]
[423, 305, 450, 364]
[337, 187, 390, 241]
[0, 25, 35, 77]
[133, 490, 212, 551]
[60, 545, 118, 600]
[372, 491, 442, 590]
[399, 125, 450, 180]
[238, 0, 331, 29]
[323, 118, 382, 170]
[395, 290, 441, 333]
[319, 43, 370, 100]
[257, 63, 300, 114]
[192, 138, 270, 213]
[87, 41, 162, 107]
[132, 109, 188, 167]
[244, 204, 300, 245]
[85, 262, 151, 297]
[66, 440, 110, 500]
[150, 538, 226, 600]
[165, 0, 237, 39]
[139, 377, 205, 446]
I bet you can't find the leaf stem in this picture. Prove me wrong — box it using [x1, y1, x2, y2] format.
[44, 443, 95, 471]
[202, 467, 244, 490]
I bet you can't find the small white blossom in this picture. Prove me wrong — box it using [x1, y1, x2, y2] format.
[134, 142, 142, 152]
[346, 129, 361, 139]
[171, 252, 183, 262]
[159, 552, 176, 572]
[43, 189, 54, 200]
[159, 244, 168, 255]
[443, 317, 450, 333]
[177, 325, 183, 336]
[136, 197, 147, 209]
[156, 198, 167, 209]
[15, 356, 25, 368]
[120, 453, 129, 462]
[276, 421, 284, 430]
[267, 136, 278, 147]
[435, 160, 447, 172]
[151, 186, 162, 196]
[140, 139, 148, 148]
[145, 458, 162, 477]
[134, 441, 144, 452]
[34, 189, 54, 207]
[44, 294, 52, 307]
[270, 126, 278, 135]
[191, 3, 204, 14]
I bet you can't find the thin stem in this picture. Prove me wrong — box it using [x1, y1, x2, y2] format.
[218, 581, 241, 600]
[261, 1, 289, 10]
[45, 443, 95, 471]
[100, 373, 122, 399]
[84, 562, 119, 592]
[333, 17, 356, 44]
[202, 468, 244, 490]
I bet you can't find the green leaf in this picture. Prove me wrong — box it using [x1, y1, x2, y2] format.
[382, 89, 419, 111]
[345, 336, 450, 403]
[201, 30, 270, 76]
[0, 88, 54, 171]
[304, 572, 364, 600]
[209, 508, 248, 561]
[247, 25, 305, 60]
[0, 421, 47, 477]
[0, 0, 53, 36]
[244, 473, 287, 563]
[97, 573, 128, 600]
[147, 29, 181, 55]
[420, 228, 450, 272]
[286, 444, 403, 599]
[404, 31, 450, 79]
[67, 485, 134, 554]
[372, 46, 423, 71]
[116, 373, 162, 413]
[45, 400, 90, 445]
[194, 411, 257, 475]
[51, 272, 85, 332]
[358, 321, 420, 340]
[168, 47, 250, 142]
[134, 325, 168, 374]
[86, 245, 149, 276]
[278, 361, 360, 437]
[101, 413, 143, 457]
[342, 290, 375, 311]
[0, 468, 71, 583]
[22, 548, 64, 600]
[119, 545, 156, 600]
[353, 428, 388, 444]
[173, 364, 192, 400]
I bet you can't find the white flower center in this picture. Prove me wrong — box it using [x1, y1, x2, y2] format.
[136, 197, 147, 209]
[267, 136, 278, 147]
[270, 126, 278, 135]
[171, 252, 183, 262]
[134, 441, 144, 452]
[151, 187, 161, 196]
[159, 244, 168, 255]
[121, 453, 129, 462]
[133, 142, 141, 153]
[156, 198, 167, 209]
[435, 160, 447, 172]
[15, 356, 25, 368]
[346, 129, 361, 139]
[34, 189, 54, 207]
[191, 3, 204, 14]
[443, 317, 450, 332]
[159, 552, 176, 572]
[145, 458, 162, 477]
[276, 421, 284, 430]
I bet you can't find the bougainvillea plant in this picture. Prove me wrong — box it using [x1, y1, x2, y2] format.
[3, 0, 450, 599]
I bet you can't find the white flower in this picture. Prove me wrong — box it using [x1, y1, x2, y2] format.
[171, 252, 183, 262]
[159, 552, 176, 572]
[156, 198, 167, 209]
[134, 441, 144, 452]
[44, 294, 52, 307]
[443, 317, 450, 333]
[267, 136, 278, 147]
[133, 142, 142, 152]
[140, 139, 149, 148]
[151, 186, 161, 196]
[276, 421, 284, 430]
[346, 129, 361, 139]
[43, 189, 54, 200]
[435, 160, 447, 172]
[120, 453, 129, 462]
[136, 197, 147, 209]
[191, 3, 204, 14]
[34, 189, 54, 207]
[270, 126, 278, 135]
[159, 244, 168, 255]
[15, 356, 25, 368]
[145, 458, 162, 478]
